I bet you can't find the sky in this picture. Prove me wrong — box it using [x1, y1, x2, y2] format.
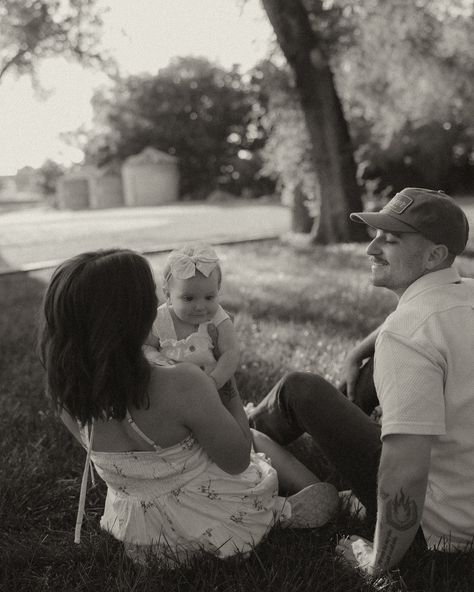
[0, 0, 274, 176]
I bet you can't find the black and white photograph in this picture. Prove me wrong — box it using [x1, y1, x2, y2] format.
[1, 1, 473, 590]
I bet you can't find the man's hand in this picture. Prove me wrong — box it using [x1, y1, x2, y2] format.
[340, 327, 381, 401]
[336, 535, 375, 576]
[342, 356, 361, 401]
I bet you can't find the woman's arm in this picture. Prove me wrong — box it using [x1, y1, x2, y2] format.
[208, 318, 240, 389]
[209, 374, 252, 446]
[176, 364, 251, 474]
[206, 318, 250, 443]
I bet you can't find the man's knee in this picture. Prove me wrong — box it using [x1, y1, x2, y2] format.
[283, 370, 337, 409]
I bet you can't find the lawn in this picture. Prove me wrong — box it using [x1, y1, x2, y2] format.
[1, 240, 473, 591]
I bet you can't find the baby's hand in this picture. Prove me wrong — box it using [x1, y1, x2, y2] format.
[243, 402, 255, 417]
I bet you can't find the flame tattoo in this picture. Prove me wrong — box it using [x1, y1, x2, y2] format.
[386, 488, 418, 531]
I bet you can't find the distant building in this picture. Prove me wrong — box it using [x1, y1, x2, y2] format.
[56, 147, 179, 210]
[122, 147, 179, 206]
[57, 163, 124, 210]
[0, 176, 17, 201]
[57, 166, 96, 210]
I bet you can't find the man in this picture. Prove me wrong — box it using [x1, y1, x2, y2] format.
[248, 187, 474, 575]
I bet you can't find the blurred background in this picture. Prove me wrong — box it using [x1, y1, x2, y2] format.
[1, 0, 473, 246]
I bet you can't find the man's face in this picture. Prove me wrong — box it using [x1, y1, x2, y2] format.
[366, 230, 435, 296]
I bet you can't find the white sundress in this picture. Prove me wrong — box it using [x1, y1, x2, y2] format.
[76, 412, 289, 567]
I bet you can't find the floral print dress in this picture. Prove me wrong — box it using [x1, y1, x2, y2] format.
[78, 412, 288, 566]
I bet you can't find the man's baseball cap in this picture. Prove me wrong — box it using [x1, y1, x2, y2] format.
[350, 187, 469, 255]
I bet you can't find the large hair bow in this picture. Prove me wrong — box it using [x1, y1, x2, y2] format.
[167, 245, 219, 280]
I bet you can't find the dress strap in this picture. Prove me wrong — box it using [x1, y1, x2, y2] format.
[74, 421, 95, 544]
[126, 409, 161, 451]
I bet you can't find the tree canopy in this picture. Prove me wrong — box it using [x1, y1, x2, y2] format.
[259, 0, 474, 222]
[0, 0, 112, 84]
[84, 57, 272, 198]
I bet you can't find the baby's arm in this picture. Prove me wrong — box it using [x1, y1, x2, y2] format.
[209, 318, 240, 389]
[143, 331, 164, 364]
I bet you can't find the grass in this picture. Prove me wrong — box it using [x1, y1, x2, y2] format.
[1, 240, 474, 591]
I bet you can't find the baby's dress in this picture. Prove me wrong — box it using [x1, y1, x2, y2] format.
[146, 303, 227, 371]
[77, 414, 289, 567]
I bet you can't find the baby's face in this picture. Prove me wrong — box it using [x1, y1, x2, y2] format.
[167, 269, 220, 325]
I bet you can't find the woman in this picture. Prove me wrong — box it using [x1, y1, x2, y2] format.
[39, 249, 338, 567]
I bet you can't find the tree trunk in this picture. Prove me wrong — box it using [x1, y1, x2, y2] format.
[291, 183, 314, 233]
[261, 0, 367, 243]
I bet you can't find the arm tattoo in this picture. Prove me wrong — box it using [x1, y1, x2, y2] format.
[378, 528, 396, 567]
[386, 488, 418, 531]
[376, 488, 418, 568]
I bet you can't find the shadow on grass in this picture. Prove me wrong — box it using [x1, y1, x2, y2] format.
[0, 257, 89, 587]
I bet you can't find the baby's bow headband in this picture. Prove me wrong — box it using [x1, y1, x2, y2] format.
[166, 246, 219, 280]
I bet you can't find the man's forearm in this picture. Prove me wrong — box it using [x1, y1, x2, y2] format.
[371, 436, 431, 572]
[371, 483, 425, 572]
[350, 326, 381, 363]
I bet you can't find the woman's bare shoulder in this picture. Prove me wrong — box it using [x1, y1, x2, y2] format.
[148, 363, 210, 405]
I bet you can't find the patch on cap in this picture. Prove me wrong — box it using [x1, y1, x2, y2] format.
[386, 193, 413, 214]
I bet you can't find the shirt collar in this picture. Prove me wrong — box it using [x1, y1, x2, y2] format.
[398, 267, 462, 307]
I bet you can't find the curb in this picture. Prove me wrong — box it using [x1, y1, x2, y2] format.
[0, 233, 281, 278]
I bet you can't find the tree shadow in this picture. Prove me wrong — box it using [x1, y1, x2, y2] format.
[0, 250, 58, 536]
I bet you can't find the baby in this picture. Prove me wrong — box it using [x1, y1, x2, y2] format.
[144, 244, 239, 392]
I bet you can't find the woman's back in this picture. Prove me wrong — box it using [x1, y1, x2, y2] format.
[69, 365, 193, 452]
[70, 364, 286, 567]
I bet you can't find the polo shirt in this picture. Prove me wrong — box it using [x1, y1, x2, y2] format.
[374, 267, 474, 550]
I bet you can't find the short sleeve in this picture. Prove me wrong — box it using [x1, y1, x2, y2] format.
[375, 331, 446, 439]
[210, 305, 230, 327]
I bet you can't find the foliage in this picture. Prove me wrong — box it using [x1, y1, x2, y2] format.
[35, 158, 65, 196]
[332, 0, 474, 141]
[258, 0, 474, 209]
[333, 0, 474, 196]
[254, 61, 317, 215]
[84, 56, 274, 199]
[1, 240, 474, 590]
[357, 121, 474, 198]
[0, 0, 113, 85]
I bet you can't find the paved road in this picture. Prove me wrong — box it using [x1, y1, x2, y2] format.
[0, 201, 290, 274]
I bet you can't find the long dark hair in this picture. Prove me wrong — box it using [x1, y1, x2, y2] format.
[39, 249, 158, 424]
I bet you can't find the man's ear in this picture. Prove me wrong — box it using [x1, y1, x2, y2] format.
[426, 243, 450, 270]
